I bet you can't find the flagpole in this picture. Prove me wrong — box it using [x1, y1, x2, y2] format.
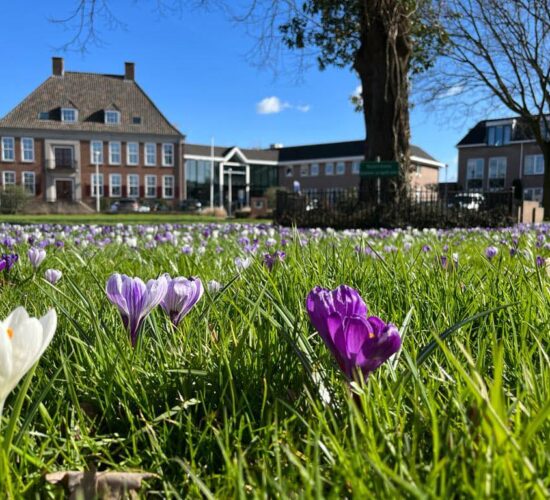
[210, 137, 214, 210]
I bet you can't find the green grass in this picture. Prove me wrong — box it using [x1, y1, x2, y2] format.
[0, 224, 549, 497]
[0, 213, 270, 225]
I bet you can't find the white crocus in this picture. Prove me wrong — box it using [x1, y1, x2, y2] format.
[0, 307, 57, 418]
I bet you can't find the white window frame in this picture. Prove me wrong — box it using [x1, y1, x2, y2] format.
[488, 157, 507, 191]
[352, 161, 361, 174]
[91, 173, 104, 197]
[1, 137, 15, 162]
[61, 108, 78, 123]
[21, 138, 34, 162]
[23, 171, 35, 195]
[300, 164, 309, 177]
[109, 141, 121, 165]
[524, 187, 543, 202]
[310, 163, 319, 176]
[127, 142, 139, 166]
[466, 158, 484, 191]
[145, 143, 157, 166]
[162, 143, 174, 167]
[145, 175, 157, 198]
[105, 110, 121, 125]
[325, 162, 334, 176]
[336, 161, 346, 175]
[162, 175, 175, 199]
[524, 154, 544, 176]
[2, 171, 15, 188]
[90, 141, 104, 164]
[109, 173, 122, 197]
[127, 174, 139, 198]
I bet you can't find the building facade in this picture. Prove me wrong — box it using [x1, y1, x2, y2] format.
[184, 141, 442, 211]
[0, 58, 184, 208]
[457, 117, 545, 202]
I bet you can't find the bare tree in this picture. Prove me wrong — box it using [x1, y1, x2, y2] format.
[424, 0, 550, 212]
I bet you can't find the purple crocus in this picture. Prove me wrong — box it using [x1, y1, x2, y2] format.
[0, 254, 18, 272]
[160, 274, 203, 327]
[106, 273, 168, 347]
[263, 250, 286, 271]
[485, 246, 498, 260]
[306, 285, 401, 381]
[44, 268, 62, 284]
[536, 256, 546, 268]
[28, 247, 46, 269]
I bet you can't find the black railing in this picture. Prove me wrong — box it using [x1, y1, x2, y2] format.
[275, 188, 518, 229]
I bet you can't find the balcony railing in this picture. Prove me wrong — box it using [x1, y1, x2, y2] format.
[46, 159, 78, 169]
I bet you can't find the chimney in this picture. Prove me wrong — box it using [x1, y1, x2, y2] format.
[52, 57, 64, 77]
[124, 62, 135, 81]
[270, 143, 284, 149]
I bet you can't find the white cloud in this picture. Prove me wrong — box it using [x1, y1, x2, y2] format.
[440, 85, 464, 98]
[256, 96, 310, 114]
[256, 96, 289, 114]
[352, 85, 362, 98]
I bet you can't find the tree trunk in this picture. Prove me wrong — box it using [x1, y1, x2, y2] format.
[542, 142, 550, 218]
[354, 0, 412, 204]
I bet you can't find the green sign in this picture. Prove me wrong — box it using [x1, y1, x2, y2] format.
[360, 161, 399, 177]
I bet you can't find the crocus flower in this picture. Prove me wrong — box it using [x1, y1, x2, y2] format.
[235, 256, 251, 272]
[105, 274, 168, 347]
[28, 247, 46, 269]
[0, 254, 18, 272]
[0, 307, 57, 417]
[536, 256, 546, 268]
[207, 280, 222, 294]
[263, 250, 286, 271]
[485, 246, 498, 260]
[44, 269, 62, 284]
[160, 275, 203, 327]
[306, 285, 401, 381]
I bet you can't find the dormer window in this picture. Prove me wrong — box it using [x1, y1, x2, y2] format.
[487, 124, 512, 146]
[61, 108, 77, 123]
[105, 110, 121, 125]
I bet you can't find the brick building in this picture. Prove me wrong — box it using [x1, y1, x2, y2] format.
[0, 57, 184, 208]
[457, 117, 545, 202]
[184, 141, 442, 211]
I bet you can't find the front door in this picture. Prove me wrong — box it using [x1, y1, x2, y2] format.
[56, 180, 73, 201]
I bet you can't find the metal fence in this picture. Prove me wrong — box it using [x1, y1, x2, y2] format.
[274, 187, 518, 229]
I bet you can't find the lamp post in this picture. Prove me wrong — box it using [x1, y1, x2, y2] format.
[94, 151, 100, 213]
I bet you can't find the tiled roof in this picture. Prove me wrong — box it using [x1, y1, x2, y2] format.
[185, 140, 442, 166]
[457, 117, 538, 146]
[0, 72, 183, 137]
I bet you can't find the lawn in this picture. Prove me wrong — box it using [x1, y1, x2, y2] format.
[0, 213, 270, 225]
[0, 222, 548, 497]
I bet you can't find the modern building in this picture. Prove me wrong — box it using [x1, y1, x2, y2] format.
[184, 140, 443, 210]
[0, 57, 184, 207]
[457, 117, 545, 202]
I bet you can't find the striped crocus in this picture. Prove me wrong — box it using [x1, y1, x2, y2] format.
[44, 269, 62, 285]
[306, 285, 401, 381]
[106, 274, 168, 347]
[160, 275, 203, 327]
[28, 247, 46, 269]
[485, 246, 498, 260]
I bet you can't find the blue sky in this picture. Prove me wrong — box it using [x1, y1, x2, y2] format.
[0, 1, 471, 181]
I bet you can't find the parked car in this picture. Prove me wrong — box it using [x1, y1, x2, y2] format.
[110, 198, 139, 213]
[448, 192, 485, 211]
[179, 199, 202, 213]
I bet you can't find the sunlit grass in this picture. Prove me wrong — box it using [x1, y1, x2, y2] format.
[0, 223, 548, 497]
